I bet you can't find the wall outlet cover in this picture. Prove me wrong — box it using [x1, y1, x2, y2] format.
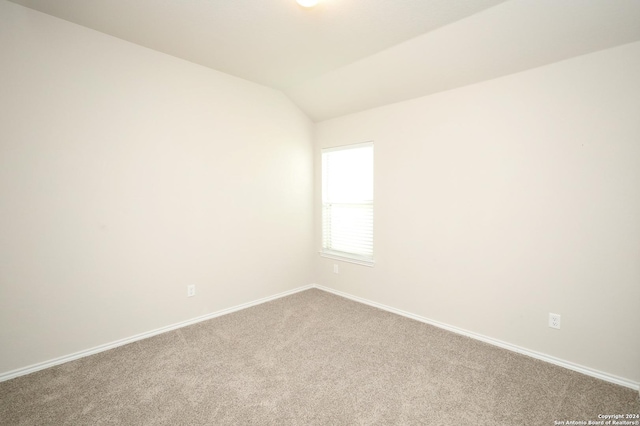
[549, 313, 561, 329]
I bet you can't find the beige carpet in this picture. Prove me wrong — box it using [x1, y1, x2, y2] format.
[1, 288, 638, 425]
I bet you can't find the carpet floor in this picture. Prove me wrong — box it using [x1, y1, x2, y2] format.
[1, 288, 638, 425]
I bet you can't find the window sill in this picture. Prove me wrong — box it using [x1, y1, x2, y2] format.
[319, 251, 375, 267]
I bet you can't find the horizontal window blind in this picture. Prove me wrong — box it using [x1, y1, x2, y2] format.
[322, 142, 373, 263]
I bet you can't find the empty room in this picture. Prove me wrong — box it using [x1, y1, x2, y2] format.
[1, 0, 639, 424]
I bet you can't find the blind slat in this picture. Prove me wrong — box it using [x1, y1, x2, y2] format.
[322, 144, 373, 261]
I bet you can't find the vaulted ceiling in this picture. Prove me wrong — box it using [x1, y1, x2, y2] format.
[9, 0, 640, 121]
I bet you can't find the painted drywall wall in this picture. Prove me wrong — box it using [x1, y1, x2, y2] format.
[315, 41, 640, 383]
[0, 0, 314, 375]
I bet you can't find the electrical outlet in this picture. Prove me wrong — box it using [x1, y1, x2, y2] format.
[333, 264, 339, 274]
[187, 285, 195, 297]
[549, 313, 561, 329]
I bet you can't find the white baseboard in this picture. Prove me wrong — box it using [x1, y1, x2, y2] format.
[0, 284, 314, 383]
[3, 282, 638, 393]
[313, 284, 640, 391]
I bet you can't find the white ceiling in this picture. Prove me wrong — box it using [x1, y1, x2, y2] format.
[287, 0, 640, 120]
[8, 0, 640, 121]
[8, 0, 507, 89]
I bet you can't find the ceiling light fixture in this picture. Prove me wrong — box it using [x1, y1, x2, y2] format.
[296, 0, 319, 8]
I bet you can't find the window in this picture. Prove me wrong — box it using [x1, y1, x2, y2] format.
[321, 142, 374, 266]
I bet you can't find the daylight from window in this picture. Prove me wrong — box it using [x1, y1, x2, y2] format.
[322, 143, 373, 264]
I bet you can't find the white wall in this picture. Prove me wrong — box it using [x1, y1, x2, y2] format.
[1, 0, 638, 387]
[315, 41, 640, 383]
[0, 1, 314, 374]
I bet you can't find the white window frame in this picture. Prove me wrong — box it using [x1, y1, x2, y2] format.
[321, 142, 374, 267]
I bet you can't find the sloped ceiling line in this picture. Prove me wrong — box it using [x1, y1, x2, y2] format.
[8, 0, 640, 121]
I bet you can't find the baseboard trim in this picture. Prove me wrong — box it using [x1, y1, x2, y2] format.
[313, 284, 639, 391]
[0, 284, 314, 383]
[3, 283, 637, 392]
